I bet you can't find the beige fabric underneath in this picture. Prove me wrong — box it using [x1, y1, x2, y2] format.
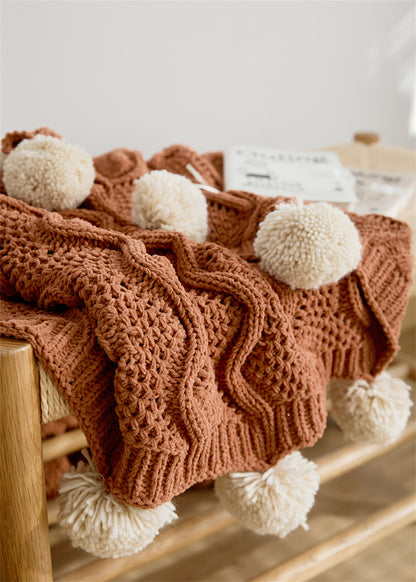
[39, 362, 72, 423]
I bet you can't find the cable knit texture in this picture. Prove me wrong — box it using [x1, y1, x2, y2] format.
[0, 134, 413, 509]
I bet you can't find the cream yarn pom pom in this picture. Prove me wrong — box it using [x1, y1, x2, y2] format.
[132, 170, 208, 242]
[328, 372, 413, 444]
[253, 202, 361, 289]
[58, 454, 177, 558]
[215, 452, 319, 537]
[2, 134, 95, 211]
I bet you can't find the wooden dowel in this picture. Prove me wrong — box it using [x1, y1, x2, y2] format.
[387, 360, 411, 379]
[48, 497, 59, 526]
[0, 338, 53, 582]
[318, 421, 416, 484]
[392, 353, 416, 379]
[54, 422, 415, 580]
[55, 507, 235, 582]
[42, 428, 88, 463]
[250, 493, 416, 582]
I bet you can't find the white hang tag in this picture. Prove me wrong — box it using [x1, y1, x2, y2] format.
[349, 168, 415, 217]
[224, 145, 357, 203]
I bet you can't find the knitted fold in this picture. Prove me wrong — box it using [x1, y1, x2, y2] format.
[0, 141, 412, 509]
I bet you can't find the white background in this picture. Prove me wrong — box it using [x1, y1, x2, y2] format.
[1, 0, 415, 158]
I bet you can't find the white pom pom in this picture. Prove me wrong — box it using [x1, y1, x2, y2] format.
[58, 453, 177, 558]
[328, 371, 413, 444]
[253, 202, 361, 289]
[215, 452, 319, 537]
[132, 170, 208, 242]
[2, 134, 95, 211]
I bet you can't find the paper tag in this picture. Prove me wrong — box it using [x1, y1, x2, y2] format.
[186, 164, 220, 193]
[224, 145, 357, 203]
[349, 168, 415, 217]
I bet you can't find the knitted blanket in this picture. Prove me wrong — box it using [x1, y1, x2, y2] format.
[0, 143, 412, 509]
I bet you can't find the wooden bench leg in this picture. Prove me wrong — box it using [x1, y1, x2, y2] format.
[0, 339, 53, 582]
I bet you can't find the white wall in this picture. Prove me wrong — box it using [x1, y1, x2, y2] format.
[1, 1, 415, 158]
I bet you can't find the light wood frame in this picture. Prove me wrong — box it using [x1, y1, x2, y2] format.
[0, 337, 415, 582]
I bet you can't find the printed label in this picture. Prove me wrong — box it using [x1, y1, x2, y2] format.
[350, 168, 415, 217]
[224, 145, 357, 203]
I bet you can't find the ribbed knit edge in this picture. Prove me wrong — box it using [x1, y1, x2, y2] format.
[329, 340, 379, 382]
[356, 242, 412, 375]
[104, 390, 327, 508]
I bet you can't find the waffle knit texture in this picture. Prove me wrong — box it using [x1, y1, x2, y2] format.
[0, 136, 413, 509]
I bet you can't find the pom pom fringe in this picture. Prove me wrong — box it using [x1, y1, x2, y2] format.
[215, 452, 319, 537]
[58, 450, 177, 558]
[253, 202, 361, 289]
[132, 170, 208, 242]
[328, 371, 413, 444]
[3, 135, 95, 211]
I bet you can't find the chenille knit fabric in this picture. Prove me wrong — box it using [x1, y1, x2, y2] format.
[0, 137, 412, 509]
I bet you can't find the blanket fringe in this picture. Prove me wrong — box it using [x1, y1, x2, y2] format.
[214, 452, 320, 537]
[328, 372, 413, 444]
[58, 451, 177, 558]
